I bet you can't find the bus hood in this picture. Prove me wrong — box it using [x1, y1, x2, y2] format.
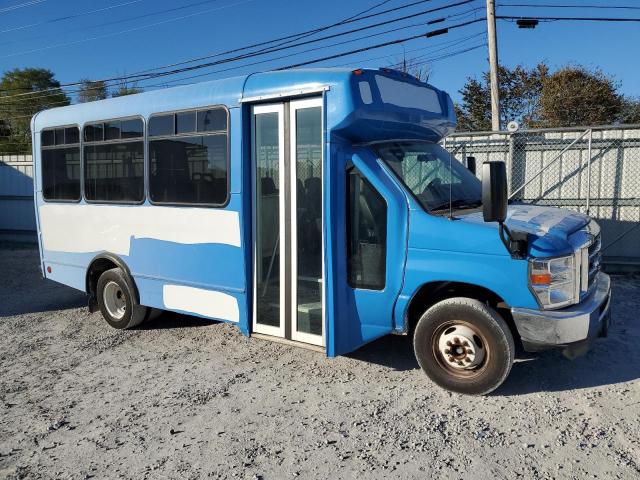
[461, 204, 590, 257]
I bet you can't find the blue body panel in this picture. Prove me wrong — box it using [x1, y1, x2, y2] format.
[32, 67, 584, 358]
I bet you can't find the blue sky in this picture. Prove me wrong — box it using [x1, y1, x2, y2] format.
[0, 0, 638, 102]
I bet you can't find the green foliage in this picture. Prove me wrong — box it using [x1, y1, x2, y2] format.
[618, 98, 640, 124]
[538, 66, 622, 128]
[456, 63, 548, 131]
[456, 63, 629, 131]
[0, 68, 69, 154]
[78, 79, 108, 103]
[111, 85, 143, 97]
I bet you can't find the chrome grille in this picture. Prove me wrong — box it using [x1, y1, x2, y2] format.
[569, 221, 602, 304]
[587, 232, 602, 290]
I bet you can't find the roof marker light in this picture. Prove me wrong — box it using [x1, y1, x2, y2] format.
[352, 69, 364, 76]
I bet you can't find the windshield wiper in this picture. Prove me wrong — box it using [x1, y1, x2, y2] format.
[429, 199, 482, 213]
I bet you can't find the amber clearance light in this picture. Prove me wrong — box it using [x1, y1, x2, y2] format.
[530, 273, 551, 285]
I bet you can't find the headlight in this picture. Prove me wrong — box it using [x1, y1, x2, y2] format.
[529, 255, 575, 309]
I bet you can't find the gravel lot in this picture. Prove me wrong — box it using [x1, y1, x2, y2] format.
[0, 245, 639, 480]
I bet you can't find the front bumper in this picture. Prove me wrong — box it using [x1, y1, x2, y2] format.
[511, 272, 611, 354]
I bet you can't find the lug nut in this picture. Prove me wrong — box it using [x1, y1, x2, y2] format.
[444, 349, 450, 355]
[446, 341, 452, 346]
[465, 358, 472, 363]
[448, 356, 454, 362]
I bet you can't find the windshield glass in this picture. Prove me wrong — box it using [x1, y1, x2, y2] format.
[373, 141, 482, 213]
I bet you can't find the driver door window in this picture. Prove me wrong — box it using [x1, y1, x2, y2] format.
[347, 166, 387, 290]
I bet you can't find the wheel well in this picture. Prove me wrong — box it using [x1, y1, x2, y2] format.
[86, 254, 138, 304]
[405, 281, 520, 343]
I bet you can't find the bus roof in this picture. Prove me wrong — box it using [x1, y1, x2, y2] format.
[32, 68, 456, 141]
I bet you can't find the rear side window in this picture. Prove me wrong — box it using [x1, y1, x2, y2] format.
[83, 118, 144, 203]
[148, 106, 229, 206]
[347, 166, 387, 290]
[41, 126, 81, 201]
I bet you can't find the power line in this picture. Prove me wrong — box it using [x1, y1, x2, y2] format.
[1, 0, 255, 59]
[0, 17, 484, 120]
[326, 30, 485, 67]
[0, 33, 486, 123]
[0, 0, 146, 35]
[127, 0, 441, 78]
[121, 16, 461, 88]
[0, 0, 439, 93]
[278, 17, 484, 69]
[0, 0, 46, 15]
[9, 5, 481, 101]
[497, 3, 640, 10]
[136, 0, 476, 83]
[198, 0, 396, 66]
[0, 0, 476, 99]
[498, 15, 640, 22]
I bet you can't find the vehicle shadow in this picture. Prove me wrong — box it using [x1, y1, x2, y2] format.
[348, 296, 639, 395]
[347, 335, 419, 372]
[0, 284, 87, 317]
[137, 311, 216, 330]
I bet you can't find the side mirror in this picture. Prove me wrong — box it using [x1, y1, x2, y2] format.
[482, 161, 507, 223]
[466, 156, 476, 175]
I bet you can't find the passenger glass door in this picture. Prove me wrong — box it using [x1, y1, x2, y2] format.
[290, 98, 323, 345]
[253, 104, 285, 338]
[252, 99, 324, 346]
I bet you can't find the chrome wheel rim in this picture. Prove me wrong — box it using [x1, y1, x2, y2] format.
[103, 281, 126, 320]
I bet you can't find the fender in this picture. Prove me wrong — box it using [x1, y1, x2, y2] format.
[86, 252, 140, 312]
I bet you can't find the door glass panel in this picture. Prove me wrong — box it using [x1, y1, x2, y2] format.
[255, 112, 281, 328]
[294, 106, 323, 336]
[347, 167, 387, 290]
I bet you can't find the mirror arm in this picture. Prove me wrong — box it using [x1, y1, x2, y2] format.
[498, 222, 528, 259]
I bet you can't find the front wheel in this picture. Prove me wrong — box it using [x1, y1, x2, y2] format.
[413, 297, 515, 395]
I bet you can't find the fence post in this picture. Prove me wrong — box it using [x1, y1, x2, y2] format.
[586, 129, 593, 215]
[508, 133, 515, 196]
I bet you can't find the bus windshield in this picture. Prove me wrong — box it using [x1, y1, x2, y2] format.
[373, 141, 482, 213]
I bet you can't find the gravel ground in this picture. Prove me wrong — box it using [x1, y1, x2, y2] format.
[0, 245, 639, 480]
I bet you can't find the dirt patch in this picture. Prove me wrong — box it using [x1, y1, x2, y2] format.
[1, 247, 638, 479]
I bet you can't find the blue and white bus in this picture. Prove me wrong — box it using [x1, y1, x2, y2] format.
[32, 68, 610, 394]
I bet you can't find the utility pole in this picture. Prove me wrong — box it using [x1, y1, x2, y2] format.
[486, 0, 501, 131]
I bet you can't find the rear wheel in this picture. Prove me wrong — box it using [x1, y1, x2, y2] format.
[413, 297, 514, 395]
[96, 267, 148, 329]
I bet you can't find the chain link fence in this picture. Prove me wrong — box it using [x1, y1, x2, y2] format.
[2, 127, 640, 268]
[443, 125, 640, 269]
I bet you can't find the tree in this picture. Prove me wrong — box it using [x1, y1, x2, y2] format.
[394, 54, 431, 82]
[0, 68, 69, 154]
[456, 77, 491, 131]
[455, 63, 548, 131]
[617, 97, 640, 124]
[111, 79, 143, 98]
[78, 79, 107, 103]
[538, 66, 622, 128]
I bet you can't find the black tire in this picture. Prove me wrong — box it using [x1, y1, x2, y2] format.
[413, 297, 515, 395]
[96, 267, 148, 329]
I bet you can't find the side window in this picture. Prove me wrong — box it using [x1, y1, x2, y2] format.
[83, 118, 144, 203]
[41, 126, 81, 201]
[347, 166, 387, 290]
[148, 107, 228, 206]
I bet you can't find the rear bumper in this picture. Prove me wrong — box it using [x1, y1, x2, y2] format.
[511, 272, 611, 354]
